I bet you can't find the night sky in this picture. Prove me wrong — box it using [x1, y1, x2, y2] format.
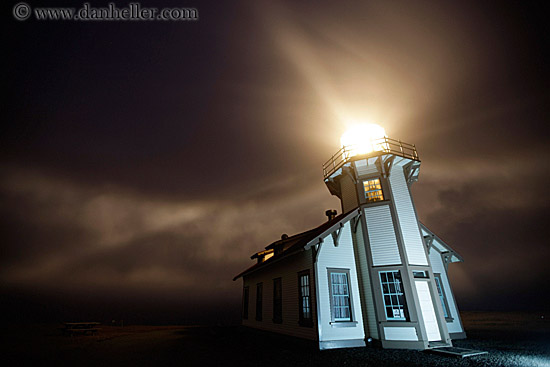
[2, 0, 549, 324]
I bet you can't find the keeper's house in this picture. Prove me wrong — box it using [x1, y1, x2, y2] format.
[233, 134, 466, 350]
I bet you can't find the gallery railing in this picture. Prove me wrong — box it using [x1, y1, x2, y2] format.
[322, 137, 418, 179]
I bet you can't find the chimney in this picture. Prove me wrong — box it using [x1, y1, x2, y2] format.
[325, 209, 337, 221]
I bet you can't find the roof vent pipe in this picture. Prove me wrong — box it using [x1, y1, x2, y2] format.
[325, 209, 337, 221]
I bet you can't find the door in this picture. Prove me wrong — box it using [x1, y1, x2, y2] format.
[415, 281, 441, 341]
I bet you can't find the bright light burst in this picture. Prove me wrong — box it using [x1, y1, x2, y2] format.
[340, 123, 387, 157]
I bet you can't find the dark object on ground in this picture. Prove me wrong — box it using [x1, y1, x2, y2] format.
[427, 346, 488, 358]
[62, 322, 101, 336]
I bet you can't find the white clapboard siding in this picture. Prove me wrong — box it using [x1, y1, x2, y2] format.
[383, 326, 418, 341]
[316, 222, 365, 342]
[415, 281, 441, 341]
[389, 166, 428, 265]
[354, 158, 379, 177]
[242, 250, 317, 340]
[353, 222, 379, 339]
[364, 205, 402, 266]
[429, 249, 464, 334]
[340, 173, 359, 213]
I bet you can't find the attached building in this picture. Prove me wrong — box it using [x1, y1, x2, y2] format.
[233, 137, 465, 350]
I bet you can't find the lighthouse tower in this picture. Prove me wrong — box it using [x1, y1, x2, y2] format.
[323, 126, 452, 349]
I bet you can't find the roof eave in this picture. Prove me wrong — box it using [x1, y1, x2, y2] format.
[233, 208, 361, 281]
[233, 247, 304, 281]
[304, 208, 361, 250]
[420, 222, 464, 263]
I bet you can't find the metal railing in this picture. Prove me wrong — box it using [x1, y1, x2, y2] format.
[322, 137, 419, 179]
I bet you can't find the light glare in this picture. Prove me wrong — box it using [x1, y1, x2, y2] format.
[340, 123, 387, 156]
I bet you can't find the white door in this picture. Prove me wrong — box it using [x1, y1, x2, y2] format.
[415, 281, 441, 341]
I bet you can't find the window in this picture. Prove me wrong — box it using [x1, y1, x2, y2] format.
[298, 271, 312, 326]
[242, 286, 249, 320]
[379, 271, 408, 321]
[363, 178, 384, 202]
[273, 278, 282, 323]
[328, 269, 352, 322]
[413, 270, 428, 278]
[434, 273, 453, 321]
[256, 283, 263, 321]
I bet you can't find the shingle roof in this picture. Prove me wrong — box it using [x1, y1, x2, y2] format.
[233, 209, 359, 281]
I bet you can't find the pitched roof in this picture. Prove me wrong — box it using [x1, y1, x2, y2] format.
[420, 223, 464, 263]
[233, 209, 359, 281]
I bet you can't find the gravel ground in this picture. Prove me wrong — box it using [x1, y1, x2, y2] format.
[3, 312, 549, 366]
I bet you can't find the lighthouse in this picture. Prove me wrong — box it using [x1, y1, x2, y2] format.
[234, 124, 465, 350]
[322, 124, 459, 348]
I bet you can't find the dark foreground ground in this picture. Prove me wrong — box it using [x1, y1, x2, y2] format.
[3, 312, 549, 366]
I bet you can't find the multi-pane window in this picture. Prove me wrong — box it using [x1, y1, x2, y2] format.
[243, 286, 249, 320]
[273, 278, 282, 324]
[379, 271, 408, 321]
[298, 271, 312, 326]
[434, 273, 452, 321]
[329, 270, 352, 322]
[256, 283, 263, 321]
[363, 178, 384, 202]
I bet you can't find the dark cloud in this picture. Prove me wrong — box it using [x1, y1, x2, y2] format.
[0, 165, 337, 318]
[417, 175, 550, 310]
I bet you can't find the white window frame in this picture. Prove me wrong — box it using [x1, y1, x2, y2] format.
[298, 270, 312, 327]
[327, 268, 353, 323]
[379, 270, 408, 321]
[434, 273, 453, 321]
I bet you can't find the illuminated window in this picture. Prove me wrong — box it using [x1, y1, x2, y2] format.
[434, 273, 453, 321]
[243, 286, 249, 320]
[298, 270, 312, 327]
[256, 283, 263, 321]
[379, 271, 408, 321]
[363, 178, 384, 202]
[273, 278, 282, 324]
[328, 269, 352, 322]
